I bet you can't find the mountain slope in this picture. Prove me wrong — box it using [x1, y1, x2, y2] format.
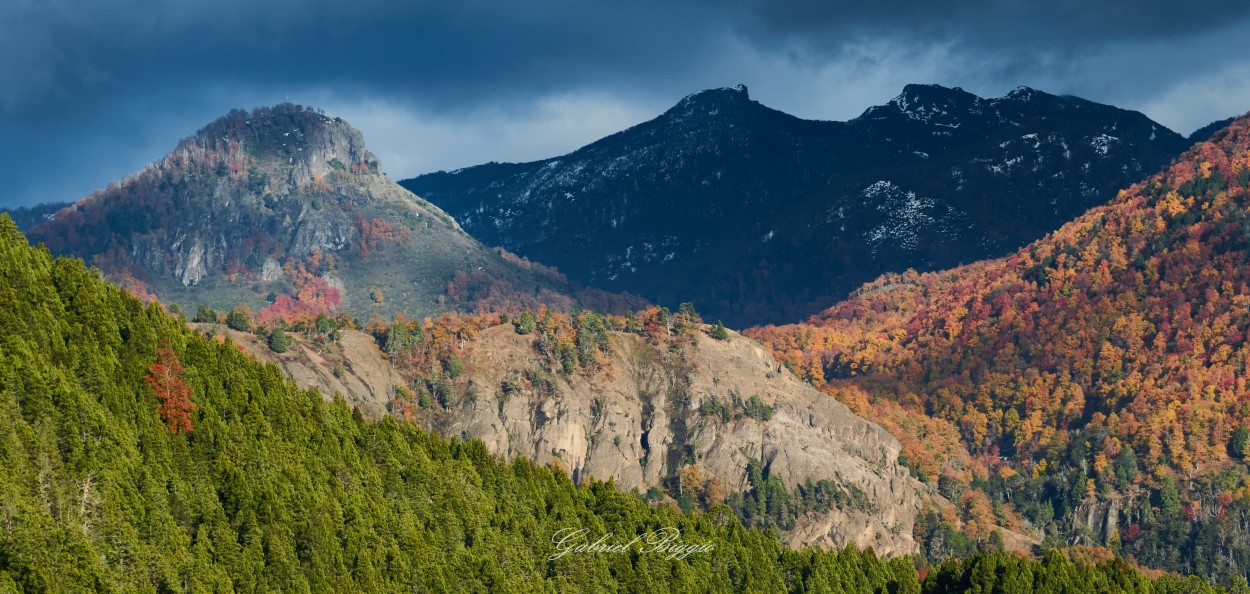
[0, 214, 1225, 594]
[749, 114, 1250, 582]
[26, 104, 637, 319]
[219, 313, 951, 556]
[0, 214, 918, 591]
[403, 84, 1193, 326]
[1191, 117, 1238, 143]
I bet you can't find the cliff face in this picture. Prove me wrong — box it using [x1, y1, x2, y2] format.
[219, 320, 939, 554]
[437, 325, 932, 555]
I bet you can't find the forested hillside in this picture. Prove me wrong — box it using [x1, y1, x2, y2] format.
[0, 212, 1233, 592]
[750, 114, 1250, 583]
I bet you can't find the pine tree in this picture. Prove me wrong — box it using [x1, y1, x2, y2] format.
[710, 321, 729, 341]
[226, 305, 252, 331]
[268, 327, 292, 353]
[514, 310, 536, 335]
[1231, 425, 1250, 459]
[193, 304, 218, 323]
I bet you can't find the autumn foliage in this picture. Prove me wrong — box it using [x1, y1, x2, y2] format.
[748, 117, 1250, 558]
[753, 118, 1250, 477]
[145, 338, 195, 433]
[355, 216, 410, 258]
[257, 256, 342, 326]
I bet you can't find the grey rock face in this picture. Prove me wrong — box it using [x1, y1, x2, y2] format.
[433, 324, 934, 555]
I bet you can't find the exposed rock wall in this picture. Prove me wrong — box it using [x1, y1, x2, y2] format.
[440, 325, 932, 555]
[219, 320, 978, 556]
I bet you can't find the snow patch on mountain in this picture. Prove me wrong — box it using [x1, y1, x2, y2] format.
[1089, 134, 1120, 156]
[861, 181, 966, 253]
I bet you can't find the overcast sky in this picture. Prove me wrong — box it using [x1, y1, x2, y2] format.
[4, 0, 1250, 208]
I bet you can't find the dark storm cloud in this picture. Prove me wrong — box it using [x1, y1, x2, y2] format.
[709, 0, 1250, 102]
[3, 0, 1250, 208]
[727, 0, 1250, 47]
[8, 0, 1241, 122]
[1, 0, 725, 115]
[0, 0, 734, 206]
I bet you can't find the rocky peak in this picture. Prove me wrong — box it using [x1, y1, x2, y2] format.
[663, 84, 760, 125]
[179, 103, 383, 193]
[27, 102, 612, 321]
[1000, 85, 1046, 102]
[989, 86, 1089, 117]
[678, 83, 750, 103]
[885, 83, 984, 126]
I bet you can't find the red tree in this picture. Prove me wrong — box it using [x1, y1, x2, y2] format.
[145, 338, 195, 433]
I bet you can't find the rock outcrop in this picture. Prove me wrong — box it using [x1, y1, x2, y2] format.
[218, 318, 1040, 556]
[439, 324, 932, 555]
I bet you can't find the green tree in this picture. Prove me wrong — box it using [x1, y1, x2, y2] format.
[678, 301, 701, 323]
[514, 310, 536, 335]
[743, 394, 773, 421]
[710, 320, 729, 341]
[193, 304, 218, 323]
[384, 321, 412, 357]
[226, 306, 252, 331]
[268, 327, 292, 352]
[575, 311, 609, 367]
[1231, 425, 1250, 460]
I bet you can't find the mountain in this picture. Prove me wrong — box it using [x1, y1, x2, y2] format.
[0, 216, 1224, 594]
[749, 114, 1250, 583]
[402, 84, 1194, 327]
[25, 104, 641, 320]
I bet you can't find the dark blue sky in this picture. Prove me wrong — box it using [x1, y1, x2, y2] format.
[4, 0, 1250, 208]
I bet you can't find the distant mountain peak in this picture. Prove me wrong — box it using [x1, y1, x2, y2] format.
[893, 83, 977, 102]
[656, 84, 768, 130]
[1002, 85, 1044, 101]
[1189, 116, 1238, 143]
[196, 103, 330, 136]
[676, 84, 753, 106]
[27, 104, 605, 317]
[886, 84, 982, 125]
